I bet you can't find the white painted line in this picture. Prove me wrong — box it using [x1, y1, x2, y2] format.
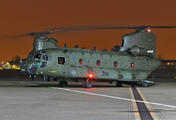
[51, 87, 176, 109]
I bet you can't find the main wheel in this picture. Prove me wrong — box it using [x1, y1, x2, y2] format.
[142, 81, 149, 87]
[59, 81, 68, 87]
[86, 82, 92, 88]
[83, 81, 92, 88]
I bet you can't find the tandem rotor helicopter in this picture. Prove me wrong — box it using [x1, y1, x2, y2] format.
[20, 25, 176, 88]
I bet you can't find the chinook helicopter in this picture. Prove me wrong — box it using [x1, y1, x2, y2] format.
[20, 25, 176, 88]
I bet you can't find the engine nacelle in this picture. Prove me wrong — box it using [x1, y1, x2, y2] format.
[130, 45, 153, 57]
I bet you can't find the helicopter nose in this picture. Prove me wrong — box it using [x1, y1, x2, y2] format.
[27, 61, 40, 74]
[20, 60, 40, 74]
[20, 59, 27, 72]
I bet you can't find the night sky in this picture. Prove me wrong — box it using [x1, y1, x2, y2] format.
[1, 0, 176, 62]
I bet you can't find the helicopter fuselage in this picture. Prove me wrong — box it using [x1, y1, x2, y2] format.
[20, 47, 160, 84]
[19, 25, 176, 87]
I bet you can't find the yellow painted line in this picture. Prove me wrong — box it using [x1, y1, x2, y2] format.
[129, 87, 141, 120]
[136, 87, 159, 120]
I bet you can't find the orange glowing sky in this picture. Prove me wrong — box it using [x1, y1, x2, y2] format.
[0, 0, 176, 62]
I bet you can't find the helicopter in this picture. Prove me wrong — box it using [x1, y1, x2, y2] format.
[19, 25, 176, 88]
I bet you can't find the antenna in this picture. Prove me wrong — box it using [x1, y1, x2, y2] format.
[64, 43, 67, 48]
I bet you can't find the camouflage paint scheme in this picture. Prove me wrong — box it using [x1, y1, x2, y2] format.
[20, 29, 160, 88]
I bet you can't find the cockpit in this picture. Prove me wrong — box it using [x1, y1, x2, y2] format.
[27, 50, 48, 61]
[25, 50, 49, 71]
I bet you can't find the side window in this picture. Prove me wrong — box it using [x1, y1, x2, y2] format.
[58, 57, 65, 64]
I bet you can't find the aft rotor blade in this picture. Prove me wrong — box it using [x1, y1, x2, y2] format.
[2, 25, 176, 39]
[149, 26, 176, 28]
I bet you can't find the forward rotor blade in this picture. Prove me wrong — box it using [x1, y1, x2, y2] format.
[51, 26, 132, 33]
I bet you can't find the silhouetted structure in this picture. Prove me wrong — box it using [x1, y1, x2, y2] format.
[149, 60, 176, 78]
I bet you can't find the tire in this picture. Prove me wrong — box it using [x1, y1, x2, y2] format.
[83, 81, 92, 88]
[59, 81, 68, 87]
[142, 82, 148, 87]
[86, 82, 92, 88]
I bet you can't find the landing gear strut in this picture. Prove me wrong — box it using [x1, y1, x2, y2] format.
[31, 75, 34, 81]
[59, 80, 68, 87]
[30, 75, 36, 81]
[43, 76, 51, 82]
[47, 77, 51, 82]
[83, 79, 92, 88]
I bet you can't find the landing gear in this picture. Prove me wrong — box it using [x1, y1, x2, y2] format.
[83, 78, 92, 88]
[43, 76, 51, 82]
[29, 75, 36, 81]
[83, 81, 92, 88]
[59, 81, 68, 87]
[32, 75, 34, 81]
[47, 77, 51, 82]
[116, 81, 123, 87]
[141, 80, 149, 87]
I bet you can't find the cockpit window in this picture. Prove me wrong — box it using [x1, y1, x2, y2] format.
[58, 57, 65, 64]
[42, 54, 48, 61]
[34, 54, 41, 60]
[27, 52, 34, 59]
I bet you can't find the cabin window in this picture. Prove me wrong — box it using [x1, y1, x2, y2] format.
[58, 57, 65, 64]
[79, 59, 83, 65]
[40, 62, 47, 68]
[97, 60, 101, 66]
[34, 54, 41, 60]
[131, 63, 134, 68]
[114, 61, 118, 67]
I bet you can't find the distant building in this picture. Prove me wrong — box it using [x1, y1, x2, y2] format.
[149, 60, 176, 78]
[1, 61, 20, 70]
